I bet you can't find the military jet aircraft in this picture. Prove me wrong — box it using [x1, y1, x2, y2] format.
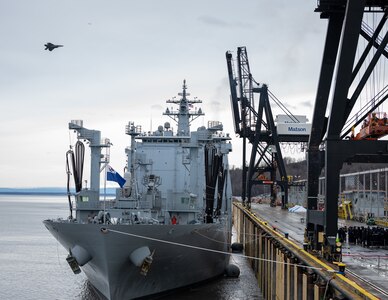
[44, 43, 63, 51]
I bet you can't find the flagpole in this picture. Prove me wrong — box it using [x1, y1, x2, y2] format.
[103, 163, 107, 224]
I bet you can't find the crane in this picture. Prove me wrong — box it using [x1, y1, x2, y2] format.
[226, 47, 310, 209]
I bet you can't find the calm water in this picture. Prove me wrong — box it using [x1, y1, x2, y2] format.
[0, 195, 262, 300]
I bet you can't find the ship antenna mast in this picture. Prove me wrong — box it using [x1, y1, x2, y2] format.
[163, 79, 204, 136]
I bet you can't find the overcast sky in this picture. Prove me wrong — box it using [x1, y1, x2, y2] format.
[0, 1, 327, 187]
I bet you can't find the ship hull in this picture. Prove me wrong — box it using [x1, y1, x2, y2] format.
[43, 220, 230, 300]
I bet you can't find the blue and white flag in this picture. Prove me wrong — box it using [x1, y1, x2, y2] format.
[106, 165, 126, 187]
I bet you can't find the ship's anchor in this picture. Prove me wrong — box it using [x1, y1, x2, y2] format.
[66, 253, 81, 274]
[66, 245, 92, 274]
[140, 250, 155, 276]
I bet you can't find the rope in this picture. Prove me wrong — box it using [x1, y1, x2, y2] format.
[193, 228, 232, 245]
[106, 228, 335, 273]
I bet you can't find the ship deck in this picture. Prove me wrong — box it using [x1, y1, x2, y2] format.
[250, 203, 388, 299]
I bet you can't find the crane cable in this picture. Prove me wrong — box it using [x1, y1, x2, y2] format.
[250, 77, 299, 123]
[268, 89, 300, 123]
[346, 18, 388, 138]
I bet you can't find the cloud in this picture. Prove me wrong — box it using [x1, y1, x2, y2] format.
[197, 16, 251, 28]
[0, 0, 329, 187]
[151, 104, 163, 111]
[299, 100, 313, 109]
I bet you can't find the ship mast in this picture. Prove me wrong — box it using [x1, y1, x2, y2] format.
[163, 80, 204, 136]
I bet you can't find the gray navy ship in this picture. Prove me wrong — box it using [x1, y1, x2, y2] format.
[43, 80, 233, 299]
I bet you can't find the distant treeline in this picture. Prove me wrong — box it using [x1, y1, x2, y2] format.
[0, 187, 116, 196]
[0, 188, 68, 195]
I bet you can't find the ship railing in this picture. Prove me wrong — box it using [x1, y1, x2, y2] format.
[70, 119, 83, 127]
[211, 132, 231, 139]
[75, 200, 115, 210]
[208, 120, 223, 130]
[165, 204, 199, 211]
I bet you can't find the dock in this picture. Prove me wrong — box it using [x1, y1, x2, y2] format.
[233, 202, 388, 299]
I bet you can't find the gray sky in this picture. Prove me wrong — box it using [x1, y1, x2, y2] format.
[0, 1, 326, 187]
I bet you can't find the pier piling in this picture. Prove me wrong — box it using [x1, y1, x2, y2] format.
[232, 202, 380, 300]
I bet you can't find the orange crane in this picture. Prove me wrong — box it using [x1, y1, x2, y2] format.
[353, 112, 388, 140]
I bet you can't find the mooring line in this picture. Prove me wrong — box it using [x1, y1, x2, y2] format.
[107, 228, 333, 273]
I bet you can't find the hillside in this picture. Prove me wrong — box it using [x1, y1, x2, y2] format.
[229, 158, 386, 196]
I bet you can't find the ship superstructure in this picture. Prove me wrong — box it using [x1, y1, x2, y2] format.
[44, 80, 233, 300]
